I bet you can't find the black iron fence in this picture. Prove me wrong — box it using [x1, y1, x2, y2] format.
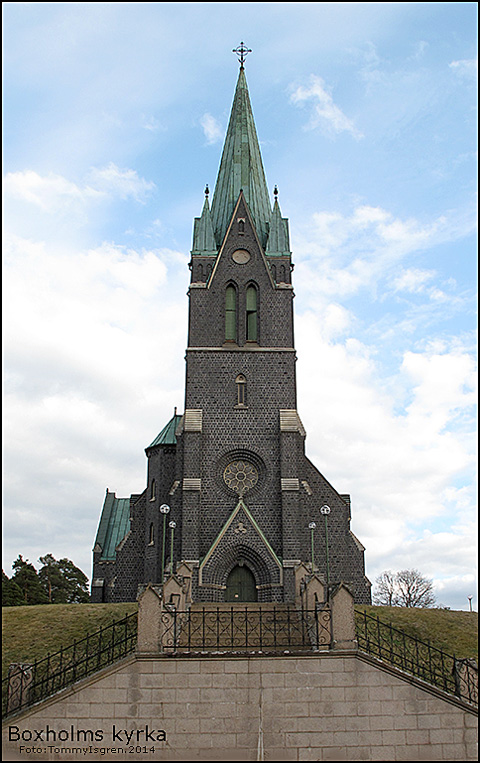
[354, 608, 478, 706]
[158, 606, 332, 653]
[2, 611, 137, 718]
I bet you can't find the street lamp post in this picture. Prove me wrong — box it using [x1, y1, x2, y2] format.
[308, 522, 316, 572]
[159, 504, 170, 586]
[169, 520, 176, 577]
[320, 505, 331, 596]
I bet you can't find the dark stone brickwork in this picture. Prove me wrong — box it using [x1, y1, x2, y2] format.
[144, 445, 177, 582]
[91, 187, 371, 605]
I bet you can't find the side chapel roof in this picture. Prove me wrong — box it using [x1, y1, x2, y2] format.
[93, 491, 131, 562]
[146, 413, 182, 449]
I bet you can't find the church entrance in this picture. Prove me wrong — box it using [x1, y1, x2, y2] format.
[225, 565, 257, 602]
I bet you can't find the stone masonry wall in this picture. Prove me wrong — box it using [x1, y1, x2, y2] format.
[3, 652, 477, 762]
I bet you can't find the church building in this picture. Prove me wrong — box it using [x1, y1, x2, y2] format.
[91, 46, 371, 605]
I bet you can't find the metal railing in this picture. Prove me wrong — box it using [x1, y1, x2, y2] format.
[354, 608, 478, 706]
[2, 611, 137, 718]
[158, 606, 332, 653]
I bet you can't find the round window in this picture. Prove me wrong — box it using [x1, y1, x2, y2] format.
[223, 460, 258, 494]
[232, 249, 251, 265]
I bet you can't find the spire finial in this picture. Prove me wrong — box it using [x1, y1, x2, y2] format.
[274, 185, 278, 200]
[205, 184, 209, 198]
[232, 41, 252, 69]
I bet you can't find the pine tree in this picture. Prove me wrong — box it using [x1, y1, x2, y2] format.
[38, 554, 89, 603]
[2, 570, 24, 606]
[11, 555, 48, 605]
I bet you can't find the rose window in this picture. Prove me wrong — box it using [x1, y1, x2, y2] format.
[223, 460, 258, 495]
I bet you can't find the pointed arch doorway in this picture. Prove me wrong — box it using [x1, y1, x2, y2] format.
[225, 564, 257, 602]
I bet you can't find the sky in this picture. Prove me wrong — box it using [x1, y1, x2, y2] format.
[3, 2, 477, 611]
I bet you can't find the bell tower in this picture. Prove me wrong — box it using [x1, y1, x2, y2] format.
[172, 48, 370, 603]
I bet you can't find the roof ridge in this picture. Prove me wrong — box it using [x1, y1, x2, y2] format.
[146, 413, 182, 449]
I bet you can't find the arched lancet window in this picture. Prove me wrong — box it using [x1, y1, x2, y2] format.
[150, 479, 156, 501]
[246, 285, 258, 342]
[236, 374, 247, 407]
[149, 523, 155, 544]
[225, 284, 237, 342]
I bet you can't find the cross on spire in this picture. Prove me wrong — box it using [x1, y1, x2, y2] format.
[232, 41, 252, 69]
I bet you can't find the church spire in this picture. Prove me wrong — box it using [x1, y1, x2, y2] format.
[210, 47, 271, 250]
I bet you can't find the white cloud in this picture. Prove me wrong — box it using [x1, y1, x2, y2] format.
[141, 114, 164, 132]
[296, 310, 476, 604]
[87, 162, 156, 202]
[3, 169, 103, 213]
[4, 164, 155, 219]
[401, 347, 477, 436]
[449, 58, 478, 79]
[392, 268, 436, 294]
[200, 112, 224, 145]
[293, 203, 474, 307]
[410, 40, 429, 61]
[290, 75, 363, 139]
[3, 230, 189, 577]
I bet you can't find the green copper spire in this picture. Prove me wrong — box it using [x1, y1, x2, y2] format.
[265, 192, 291, 256]
[210, 65, 272, 249]
[191, 186, 218, 255]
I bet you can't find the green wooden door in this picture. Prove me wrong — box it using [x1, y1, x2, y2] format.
[225, 565, 257, 602]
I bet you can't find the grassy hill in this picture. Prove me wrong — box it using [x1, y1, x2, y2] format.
[2, 602, 477, 680]
[355, 604, 477, 662]
[2, 602, 138, 680]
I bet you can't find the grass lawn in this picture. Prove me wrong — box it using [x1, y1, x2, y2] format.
[2, 602, 138, 680]
[355, 604, 477, 661]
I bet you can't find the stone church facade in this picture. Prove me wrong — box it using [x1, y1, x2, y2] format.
[91, 56, 371, 605]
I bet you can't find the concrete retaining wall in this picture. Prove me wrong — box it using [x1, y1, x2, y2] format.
[2, 651, 477, 761]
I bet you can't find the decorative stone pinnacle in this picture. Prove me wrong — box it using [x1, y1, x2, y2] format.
[233, 41, 252, 69]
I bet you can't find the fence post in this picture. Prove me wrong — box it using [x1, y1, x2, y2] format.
[454, 658, 478, 704]
[137, 584, 164, 653]
[6, 664, 33, 714]
[330, 583, 357, 650]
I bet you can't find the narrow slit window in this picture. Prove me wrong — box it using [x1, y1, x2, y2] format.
[246, 285, 258, 341]
[225, 285, 237, 341]
[150, 479, 156, 501]
[236, 374, 247, 406]
[149, 523, 155, 544]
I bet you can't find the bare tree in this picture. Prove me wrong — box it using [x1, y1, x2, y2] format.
[373, 568, 436, 608]
[395, 568, 436, 608]
[373, 570, 399, 606]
